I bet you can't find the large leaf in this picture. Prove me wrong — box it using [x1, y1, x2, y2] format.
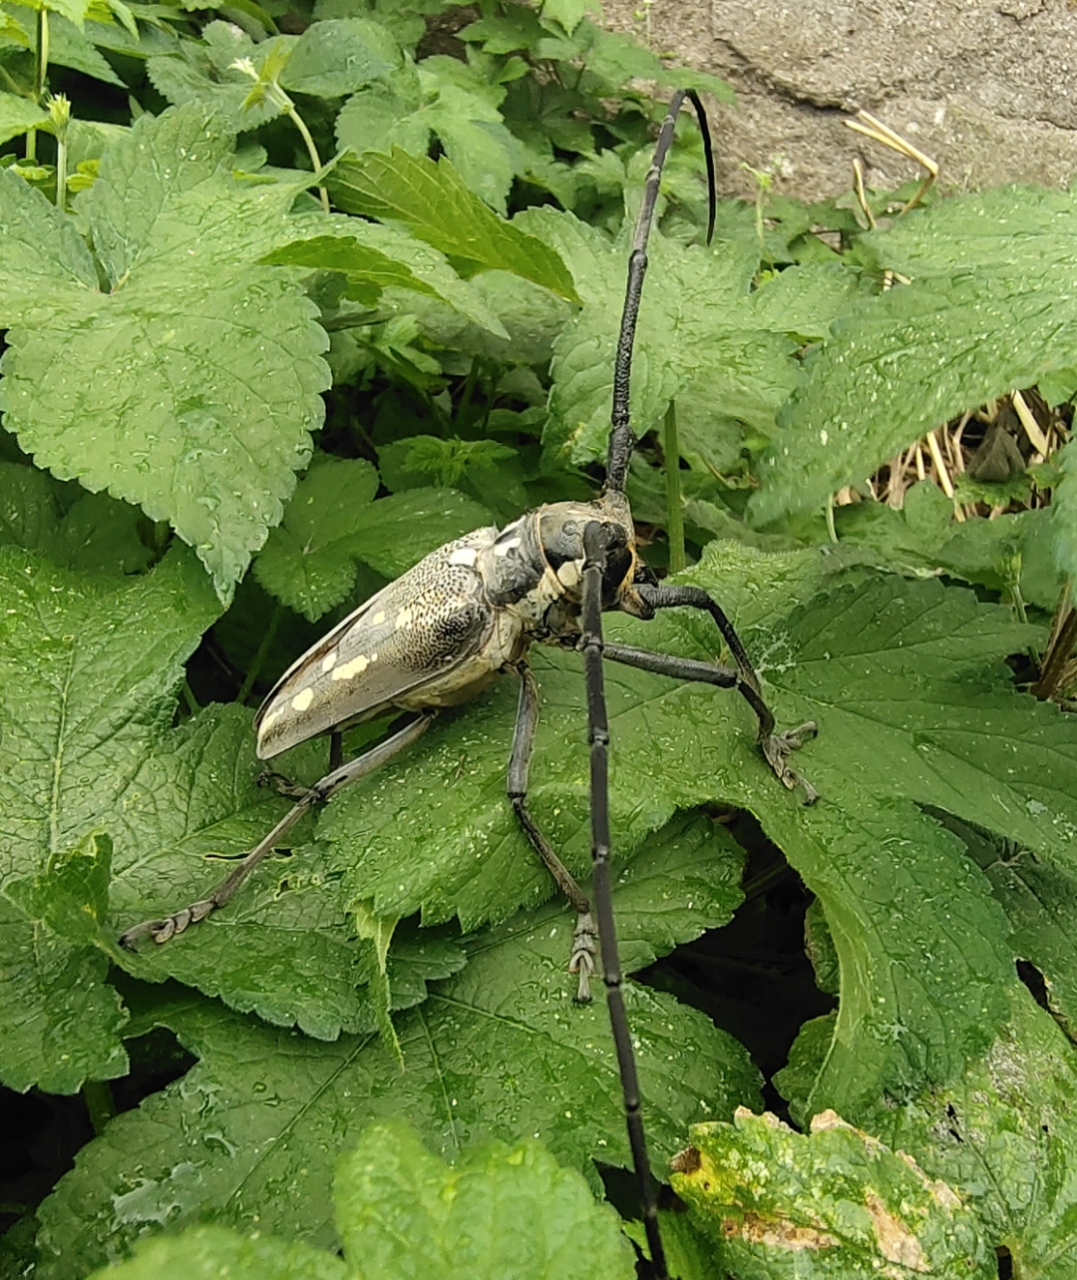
[304, 548, 1073, 1117]
[336, 57, 519, 214]
[860, 987, 1077, 1278]
[0, 89, 48, 144]
[37, 831, 759, 1279]
[673, 1107, 993, 1278]
[146, 23, 297, 131]
[527, 207, 809, 467]
[0, 545, 220, 1092]
[253, 455, 381, 620]
[752, 185, 1077, 526]
[327, 147, 579, 302]
[333, 1121, 635, 1280]
[86, 1227, 346, 1280]
[83, 1121, 634, 1280]
[0, 102, 331, 598]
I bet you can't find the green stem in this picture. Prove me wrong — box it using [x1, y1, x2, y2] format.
[25, 7, 48, 160]
[284, 102, 329, 214]
[825, 493, 838, 544]
[181, 679, 200, 717]
[54, 124, 66, 208]
[82, 1079, 116, 1136]
[236, 603, 282, 704]
[35, 7, 48, 100]
[663, 400, 686, 573]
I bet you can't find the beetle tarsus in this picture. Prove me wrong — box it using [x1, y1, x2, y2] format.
[761, 721, 819, 804]
[569, 912, 599, 1003]
[258, 769, 318, 801]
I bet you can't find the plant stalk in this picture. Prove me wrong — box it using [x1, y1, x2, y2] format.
[82, 1079, 116, 1136]
[236, 602, 282, 704]
[284, 102, 329, 214]
[663, 400, 686, 573]
[25, 6, 49, 160]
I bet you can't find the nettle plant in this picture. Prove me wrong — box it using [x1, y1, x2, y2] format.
[2, 0, 1077, 1277]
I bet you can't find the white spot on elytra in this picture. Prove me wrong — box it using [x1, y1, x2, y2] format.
[332, 654, 369, 681]
[449, 546, 478, 567]
[260, 707, 281, 730]
[372, 610, 386, 624]
[321, 651, 337, 673]
[396, 607, 414, 628]
[291, 687, 314, 712]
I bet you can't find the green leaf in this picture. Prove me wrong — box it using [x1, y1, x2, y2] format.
[262, 234, 443, 307]
[334, 63, 429, 159]
[1, 831, 128, 1095]
[538, 0, 600, 35]
[347, 486, 494, 578]
[85, 1225, 347, 1280]
[867, 987, 1077, 1279]
[0, 103, 332, 598]
[7, 4, 125, 82]
[752, 185, 1077, 524]
[334, 1121, 635, 1280]
[411, 56, 518, 215]
[527, 207, 800, 466]
[306, 546, 1073, 1117]
[254, 455, 380, 620]
[672, 1108, 994, 1278]
[340, 57, 522, 213]
[327, 148, 579, 302]
[1056, 438, 1077, 581]
[37, 834, 759, 1278]
[146, 24, 296, 131]
[939, 811, 1077, 1040]
[0, 461, 154, 574]
[279, 18, 397, 97]
[834, 480, 1063, 611]
[0, 90, 48, 144]
[0, 545, 220, 1092]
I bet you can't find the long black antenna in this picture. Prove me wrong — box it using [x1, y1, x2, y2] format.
[581, 518, 669, 1280]
[605, 89, 715, 496]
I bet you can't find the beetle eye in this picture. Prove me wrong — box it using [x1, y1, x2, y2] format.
[604, 545, 633, 603]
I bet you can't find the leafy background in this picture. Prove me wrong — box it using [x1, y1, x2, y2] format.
[1, 0, 1077, 1277]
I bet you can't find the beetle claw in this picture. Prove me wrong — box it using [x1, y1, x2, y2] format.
[762, 722, 819, 804]
[569, 912, 599, 1003]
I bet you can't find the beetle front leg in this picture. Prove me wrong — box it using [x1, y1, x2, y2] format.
[603, 634, 819, 803]
[507, 661, 598, 1002]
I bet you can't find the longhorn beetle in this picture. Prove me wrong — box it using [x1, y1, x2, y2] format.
[121, 90, 817, 1279]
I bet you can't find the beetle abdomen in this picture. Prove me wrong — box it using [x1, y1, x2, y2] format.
[256, 529, 503, 758]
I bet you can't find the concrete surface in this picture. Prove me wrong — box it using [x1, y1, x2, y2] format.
[602, 0, 1077, 200]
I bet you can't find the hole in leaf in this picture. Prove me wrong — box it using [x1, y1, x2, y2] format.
[635, 807, 835, 1120]
[996, 1244, 1013, 1278]
[1016, 959, 1049, 1011]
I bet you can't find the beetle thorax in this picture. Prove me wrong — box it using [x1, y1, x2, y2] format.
[477, 496, 643, 643]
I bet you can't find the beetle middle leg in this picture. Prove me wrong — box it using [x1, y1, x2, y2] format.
[507, 661, 598, 1003]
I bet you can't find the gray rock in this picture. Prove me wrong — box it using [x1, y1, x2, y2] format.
[604, 0, 1077, 200]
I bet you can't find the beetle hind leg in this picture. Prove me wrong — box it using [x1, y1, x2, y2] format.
[118, 715, 435, 949]
[508, 662, 598, 1001]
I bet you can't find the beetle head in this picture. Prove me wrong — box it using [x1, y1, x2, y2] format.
[537, 493, 650, 617]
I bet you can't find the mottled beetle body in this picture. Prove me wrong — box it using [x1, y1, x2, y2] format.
[255, 494, 644, 759]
